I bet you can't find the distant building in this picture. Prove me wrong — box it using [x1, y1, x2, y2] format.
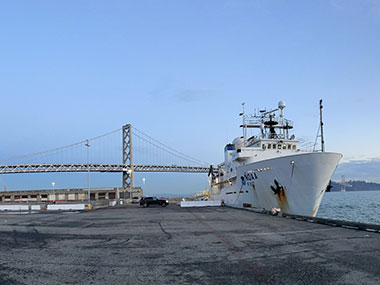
[0, 187, 142, 203]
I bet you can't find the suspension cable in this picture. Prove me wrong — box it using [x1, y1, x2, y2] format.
[132, 126, 209, 166]
[0, 128, 121, 163]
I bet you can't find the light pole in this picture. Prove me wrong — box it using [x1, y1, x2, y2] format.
[51, 182, 55, 203]
[142, 178, 146, 185]
[126, 169, 132, 200]
[85, 140, 91, 208]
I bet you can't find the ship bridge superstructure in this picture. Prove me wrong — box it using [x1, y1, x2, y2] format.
[225, 101, 301, 165]
[214, 101, 303, 184]
[241, 100, 294, 142]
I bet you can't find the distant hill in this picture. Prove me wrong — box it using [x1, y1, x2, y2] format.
[330, 180, 380, 192]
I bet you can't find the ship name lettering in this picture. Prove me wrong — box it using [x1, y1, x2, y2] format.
[244, 172, 258, 181]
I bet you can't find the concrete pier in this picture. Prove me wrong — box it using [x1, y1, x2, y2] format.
[0, 205, 379, 284]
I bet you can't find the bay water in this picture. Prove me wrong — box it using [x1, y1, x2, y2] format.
[317, 190, 380, 224]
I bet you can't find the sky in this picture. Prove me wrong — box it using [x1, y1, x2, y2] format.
[0, 0, 380, 194]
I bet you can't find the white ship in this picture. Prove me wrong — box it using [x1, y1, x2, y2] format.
[209, 101, 342, 216]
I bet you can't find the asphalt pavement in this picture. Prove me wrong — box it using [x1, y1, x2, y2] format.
[0, 204, 379, 284]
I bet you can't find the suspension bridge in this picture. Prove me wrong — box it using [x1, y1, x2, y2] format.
[0, 124, 214, 189]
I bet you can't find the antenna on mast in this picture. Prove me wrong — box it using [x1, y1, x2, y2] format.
[319, 99, 325, 152]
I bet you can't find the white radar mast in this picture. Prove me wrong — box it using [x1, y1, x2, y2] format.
[278, 100, 286, 137]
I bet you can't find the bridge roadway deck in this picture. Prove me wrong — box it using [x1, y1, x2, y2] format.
[0, 163, 210, 174]
[0, 205, 379, 284]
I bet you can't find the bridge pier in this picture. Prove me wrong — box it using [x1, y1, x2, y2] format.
[122, 124, 134, 189]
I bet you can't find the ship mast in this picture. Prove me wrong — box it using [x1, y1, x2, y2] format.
[240, 102, 247, 144]
[319, 99, 325, 152]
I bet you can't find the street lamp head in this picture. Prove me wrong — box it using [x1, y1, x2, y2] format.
[52, 182, 55, 186]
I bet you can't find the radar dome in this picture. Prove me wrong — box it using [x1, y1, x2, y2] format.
[278, 100, 286, 110]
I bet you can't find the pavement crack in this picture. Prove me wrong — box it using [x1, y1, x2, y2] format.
[81, 237, 130, 249]
[12, 230, 19, 246]
[31, 226, 48, 249]
[158, 222, 172, 239]
[82, 223, 95, 228]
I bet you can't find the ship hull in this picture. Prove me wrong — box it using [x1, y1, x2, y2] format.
[210, 152, 342, 216]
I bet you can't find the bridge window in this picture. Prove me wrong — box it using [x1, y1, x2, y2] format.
[268, 144, 271, 149]
[288, 144, 291, 149]
[292, 145, 296, 150]
[273, 144, 276, 149]
[278, 144, 281, 149]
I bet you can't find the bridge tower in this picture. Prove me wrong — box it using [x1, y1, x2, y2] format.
[122, 124, 134, 189]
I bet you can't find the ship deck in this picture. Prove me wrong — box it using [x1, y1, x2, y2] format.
[0, 204, 379, 284]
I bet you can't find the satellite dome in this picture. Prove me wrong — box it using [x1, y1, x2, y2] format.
[278, 100, 286, 110]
